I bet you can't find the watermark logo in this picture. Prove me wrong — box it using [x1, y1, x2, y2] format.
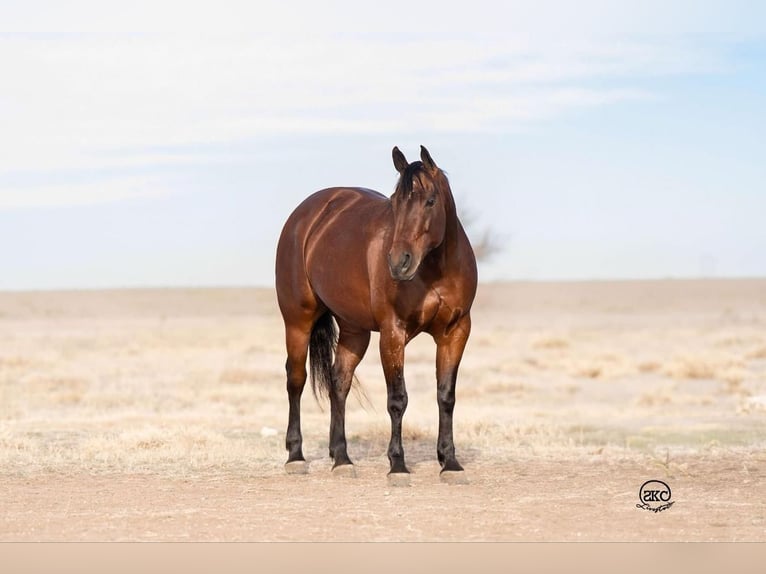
[636, 480, 674, 513]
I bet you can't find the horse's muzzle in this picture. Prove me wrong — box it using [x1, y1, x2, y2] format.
[388, 250, 416, 281]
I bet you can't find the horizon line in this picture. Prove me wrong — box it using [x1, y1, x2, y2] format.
[2, 275, 765, 295]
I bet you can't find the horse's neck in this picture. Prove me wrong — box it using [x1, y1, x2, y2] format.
[435, 190, 462, 272]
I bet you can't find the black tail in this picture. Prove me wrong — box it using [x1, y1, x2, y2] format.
[309, 312, 337, 401]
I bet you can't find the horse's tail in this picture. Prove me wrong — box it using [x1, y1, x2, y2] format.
[309, 311, 337, 401]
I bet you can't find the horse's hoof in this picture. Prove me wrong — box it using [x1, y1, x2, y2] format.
[440, 470, 469, 485]
[284, 460, 309, 475]
[332, 464, 357, 478]
[387, 472, 411, 487]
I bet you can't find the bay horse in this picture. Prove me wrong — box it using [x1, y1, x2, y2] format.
[275, 146, 477, 481]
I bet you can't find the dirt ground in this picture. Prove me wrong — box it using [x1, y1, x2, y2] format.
[1, 280, 765, 541]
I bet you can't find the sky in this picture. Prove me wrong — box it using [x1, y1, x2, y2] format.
[1, 0, 764, 290]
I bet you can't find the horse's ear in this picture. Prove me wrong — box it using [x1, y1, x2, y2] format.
[420, 145, 437, 171]
[392, 146, 408, 174]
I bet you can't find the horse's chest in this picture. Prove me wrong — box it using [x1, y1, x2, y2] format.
[396, 287, 444, 339]
[419, 288, 442, 325]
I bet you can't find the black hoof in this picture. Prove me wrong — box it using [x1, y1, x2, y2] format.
[441, 459, 464, 473]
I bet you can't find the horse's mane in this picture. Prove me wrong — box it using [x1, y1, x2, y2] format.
[395, 161, 426, 199]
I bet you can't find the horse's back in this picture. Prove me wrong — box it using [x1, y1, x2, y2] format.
[278, 186, 387, 253]
[276, 187, 389, 329]
[295, 187, 387, 217]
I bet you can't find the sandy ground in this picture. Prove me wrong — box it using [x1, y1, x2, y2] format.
[1, 280, 765, 541]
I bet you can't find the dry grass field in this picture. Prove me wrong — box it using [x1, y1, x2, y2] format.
[1, 279, 765, 541]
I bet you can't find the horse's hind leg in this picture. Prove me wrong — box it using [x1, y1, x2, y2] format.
[328, 326, 370, 469]
[284, 321, 312, 468]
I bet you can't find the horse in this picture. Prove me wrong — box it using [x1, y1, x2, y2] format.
[275, 145, 477, 482]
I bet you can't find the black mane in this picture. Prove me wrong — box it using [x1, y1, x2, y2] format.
[396, 161, 426, 198]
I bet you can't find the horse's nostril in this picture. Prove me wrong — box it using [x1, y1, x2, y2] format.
[401, 252, 412, 271]
[388, 250, 414, 279]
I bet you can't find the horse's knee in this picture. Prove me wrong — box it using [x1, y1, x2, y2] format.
[437, 387, 455, 413]
[387, 390, 408, 418]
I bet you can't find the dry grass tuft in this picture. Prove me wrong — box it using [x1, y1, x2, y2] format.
[715, 335, 754, 348]
[0, 355, 36, 368]
[532, 336, 570, 350]
[636, 391, 673, 407]
[464, 420, 573, 453]
[482, 380, 529, 395]
[663, 355, 745, 383]
[568, 354, 630, 380]
[665, 358, 714, 379]
[219, 367, 257, 385]
[576, 365, 602, 379]
[746, 346, 766, 360]
[403, 426, 431, 441]
[719, 368, 747, 387]
[523, 356, 541, 368]
[23, 375, 90, 406]
[637, 361, 661, 374]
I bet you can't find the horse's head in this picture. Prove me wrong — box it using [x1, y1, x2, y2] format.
[388, 145, 451, 281]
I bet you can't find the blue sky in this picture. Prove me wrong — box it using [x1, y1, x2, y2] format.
[1, 0, 764, 289]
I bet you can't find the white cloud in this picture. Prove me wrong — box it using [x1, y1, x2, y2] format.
[0, 0, 750, 207]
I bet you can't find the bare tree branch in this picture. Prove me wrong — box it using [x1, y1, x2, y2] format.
[472, 229, 503, 262]
[458, 200, 503, 262]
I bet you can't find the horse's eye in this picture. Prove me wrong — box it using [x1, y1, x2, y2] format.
[425, 196, 436, 207]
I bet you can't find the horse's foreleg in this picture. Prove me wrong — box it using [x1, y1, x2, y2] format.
[328, 328, 370, 468]
[434, 314, 471, 473]
[380, 327, 409, 474]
